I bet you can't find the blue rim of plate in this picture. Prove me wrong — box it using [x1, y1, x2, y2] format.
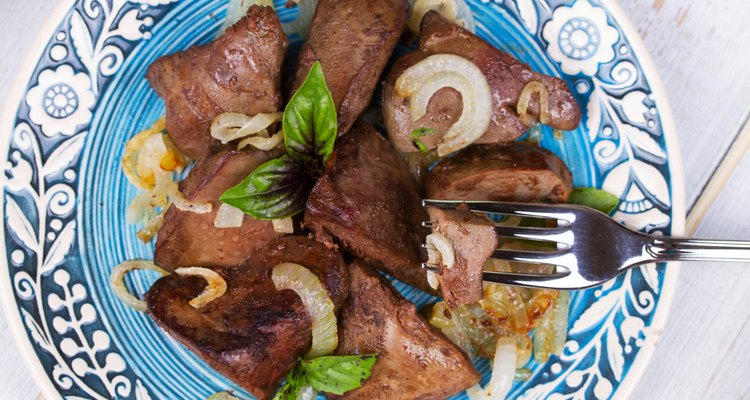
[0, 1, 684, 399]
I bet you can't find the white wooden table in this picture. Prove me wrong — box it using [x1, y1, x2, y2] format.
[2, 1, 750, 399]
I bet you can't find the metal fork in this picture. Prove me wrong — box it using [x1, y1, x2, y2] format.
[422, 199, 750, 290]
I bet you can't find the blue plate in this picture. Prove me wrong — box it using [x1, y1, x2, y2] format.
[1, 1, 684, 399]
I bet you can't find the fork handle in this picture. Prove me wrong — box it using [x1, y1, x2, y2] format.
[647, 238, 750, 262]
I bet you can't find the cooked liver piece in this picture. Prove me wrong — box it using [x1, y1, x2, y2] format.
[383, 12, 581, 153]
[147, 236, 347, 400]
[147, 6, 288, 159]
[154, 148, 286, 272]
[427, 205, 497, 308]
[304, 121, 432, 293]
[329, 261, 480, 400]
[292, 0, 409, 135]
[425, 142, 574, 203]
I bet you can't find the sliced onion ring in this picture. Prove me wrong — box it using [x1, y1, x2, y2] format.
[175, 267, 228, 309]
[238, 130, 284, 151]
[395, 54, 492, 156]
[211, 112, 282, 145]
[517, 81, 550, 126]
[122, 117, 186, 191]
[110, 261, 170, 312]
[272, 262, 337, 358]
[427, 270, 440, 290]
[408, 0, 458, 33]
[170, 188, 212, 214]
[214, 203, 245, 228]
[426, 232, 455, 269]
[466, 337, 516, 400]
[137, 208, 166, 243]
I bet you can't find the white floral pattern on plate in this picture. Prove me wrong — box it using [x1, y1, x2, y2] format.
[543, 0, 619, 75]
[26, 65, 96, 137]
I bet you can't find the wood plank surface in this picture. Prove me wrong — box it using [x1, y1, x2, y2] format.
[631, 152, 750, 399]
[1, 1, 750, 400]
[618, 0, 750, 209]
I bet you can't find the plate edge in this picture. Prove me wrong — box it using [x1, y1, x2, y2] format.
[600, 1, 686, 399]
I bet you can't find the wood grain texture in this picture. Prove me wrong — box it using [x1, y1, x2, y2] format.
[631, 151, 750, 400]
[618, 0, 750, 209]
[1, 1, 749, 400]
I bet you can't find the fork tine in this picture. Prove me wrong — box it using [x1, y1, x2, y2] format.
[483, 270, 569, 283]
[491, 248, 577, 273]
[482, 270, 583, 289]
[491, 248, 567, 261]
[423, 220, 569, 243]
[422, 199, 577, 224]
[493, 225, 572, 246]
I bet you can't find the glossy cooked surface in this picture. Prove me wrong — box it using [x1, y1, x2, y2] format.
[292, 0, 409, 135]
[304, 121, 432, 293]
[425, 142, 574, 203]
[383, 12, 581, 153]
[147, 236, 347, 400]
[147, 6, 288, 159]
[427, 205, 497, 308]
[330, 261, 480, 400]
[154, 148, 286, 272]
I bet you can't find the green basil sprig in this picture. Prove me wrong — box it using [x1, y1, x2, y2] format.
[567, 188, 619, 214]
[410, 127, 434, 153]
[273, 354, 378, 400]
[220, 61, 336, 219]
[284, 62, 337, 169]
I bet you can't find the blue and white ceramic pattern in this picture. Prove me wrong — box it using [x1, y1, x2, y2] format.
[0, 1, 684, 399]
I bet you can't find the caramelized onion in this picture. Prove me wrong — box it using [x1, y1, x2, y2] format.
[395, 54, 492, 156]
[425, 231, 455, 269]
[408, 0, 458, 33]
[137, 209, 166, 243]
[427, 270, 440, 290]
[122, 117, 186, 191]
[211, 112, 282, 145]
[110, 261, 170, 312]
[272, 262, 337, 358]
[238, 130, 284, 151]
[175, 267, 228, 309]
[466, 337, 516, 400]
[517, 81, 550, 126]
[170, 188, 212, 214]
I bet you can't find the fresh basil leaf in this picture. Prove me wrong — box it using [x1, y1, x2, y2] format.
[273, 366, 304, 400]
[220, 155, 314, 220]
[567, 188, 619, 214]
[301, 354, 378, 395]
[410, 127, 434, 154]
[284, 61, 337, 169]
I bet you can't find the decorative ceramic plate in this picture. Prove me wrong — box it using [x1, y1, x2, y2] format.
[1, 0, 684, 399]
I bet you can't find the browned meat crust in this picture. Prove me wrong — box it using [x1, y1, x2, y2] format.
[329, 261, 480, 400]
[154, 148, 286, 272]
[383, 12, 581, 153]
[427, 205, 497, 308]
[293, 0, 409, 135]
[147, 236, 347, 400]
[304, 121, 432, 293]
[147, 6, 288, 159]
[425, 142, 574, 203]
